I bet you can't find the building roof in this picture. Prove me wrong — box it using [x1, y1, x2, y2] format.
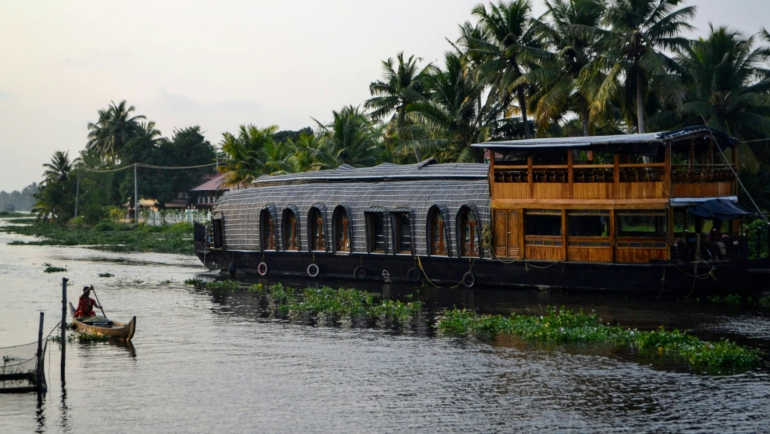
[252, 159, 488, 187]
[190, 173, 229, 192]
[471, 126, 736, 150]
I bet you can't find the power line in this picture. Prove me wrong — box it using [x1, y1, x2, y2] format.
[77, 162, 219, 173]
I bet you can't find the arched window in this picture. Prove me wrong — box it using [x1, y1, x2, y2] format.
[308, 207, 326, 251]
[365, 207, 388, 253]
[428, 206, 447, 256]
[458, 206, 480, 257]
[282, 207, 299, 251]
[333, 205, 351, 253]
[260, 208, 276, 251]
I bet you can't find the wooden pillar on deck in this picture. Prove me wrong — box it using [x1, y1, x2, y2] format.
[613, 154, 620, 200]
[527, 154, 533, 199]
[567, 148, 574, 199]
[610, 209, 616, 263]
[665, 142, 672, 198]
[561, 208, 567, 261]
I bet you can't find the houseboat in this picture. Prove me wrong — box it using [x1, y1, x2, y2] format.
[194, 126, 770, 293]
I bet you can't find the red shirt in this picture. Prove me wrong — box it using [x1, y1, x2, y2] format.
[75, 295, 97, 318]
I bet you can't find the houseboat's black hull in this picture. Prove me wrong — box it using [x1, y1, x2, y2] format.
[196, 246, 770, 295]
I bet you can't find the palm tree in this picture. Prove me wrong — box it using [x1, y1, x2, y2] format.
[518, 0, 606, 135]
[43, 151, 75, 184]
[406, 53, 496, 162]
[469, 0, 540, 138]
[597, 0, 696, 133]
[676, 25, 770, 167]
[219, 125, 281, 186]
[86, 100, 146, 164]
[306, 106, 384, 169]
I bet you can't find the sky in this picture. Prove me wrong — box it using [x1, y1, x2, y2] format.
[0, 0, 768, 192]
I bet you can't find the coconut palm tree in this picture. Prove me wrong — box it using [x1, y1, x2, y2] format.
[406, 53, 497, 162]
[596, 0, 696, 133]
[469, 0, 540, 139]
[86, 100, 146, 164]
[43, 151, 75, 184]
[518, 0, 606, 135]
[219, 124, 281, 186]
[306, 106, 384, 169]
[365, 52, 430, 161]
[676, 25, 770, 166]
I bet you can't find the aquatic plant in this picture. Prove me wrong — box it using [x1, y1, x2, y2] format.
[707, 294, 743, 307]
[50, 330, 108, 344]
[205, 280, 240, 291]
[99, 273, 114, 277]
[43, 263, 67, 273]
[759, 297, 770, 308]
[435, 308, 763, 374]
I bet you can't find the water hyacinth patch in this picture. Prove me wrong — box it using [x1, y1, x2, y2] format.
[436, 307, 763, 374]
[43, 263, 67, 273]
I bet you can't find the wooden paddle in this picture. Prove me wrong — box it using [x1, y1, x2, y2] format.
[89, 286, 108, 319]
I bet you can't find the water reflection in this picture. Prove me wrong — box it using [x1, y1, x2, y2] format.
[2, 225, 770, 432]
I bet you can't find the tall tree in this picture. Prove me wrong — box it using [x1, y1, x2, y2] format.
[86, 100, 145, 164]
[219, 125, 285, 185]
[365, 52, 430, 160]
[43, 151, 75, 183]
[676, 25, 770, 168]
[305, 106, 384, 169]
[470, 0, 540, 139]
[519, 0, 606, 135]
[598, 0, 695, 133]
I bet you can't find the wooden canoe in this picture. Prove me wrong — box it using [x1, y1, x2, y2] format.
[69, 302, 136, 341]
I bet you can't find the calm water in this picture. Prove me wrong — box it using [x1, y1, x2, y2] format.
[1, 222, 769, 433]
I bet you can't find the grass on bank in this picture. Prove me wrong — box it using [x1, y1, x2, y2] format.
[0, 211, 32, 218]
[436, 308, 763, 374]
[1, 219, 194, 255]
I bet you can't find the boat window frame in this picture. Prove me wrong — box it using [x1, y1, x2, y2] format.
[390, 210, 415, 255]
[282, 206, 300, 252]
[457, 205, 481, 258]
[260, 207, 277, 251]
[365, 210, 388, 254]
[332, 205, 352, 254]
[308, 206, 328, 252]
[427, 205, 450, 257]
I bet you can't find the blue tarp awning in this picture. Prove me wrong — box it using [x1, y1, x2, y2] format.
[687, 198, 756, 220]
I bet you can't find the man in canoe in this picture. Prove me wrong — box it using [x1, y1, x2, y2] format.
[74, 286, 101, 318]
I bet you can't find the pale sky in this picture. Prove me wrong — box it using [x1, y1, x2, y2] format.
[0, 0, 767, 191]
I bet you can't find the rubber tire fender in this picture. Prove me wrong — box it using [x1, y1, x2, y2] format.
[461, 271, 476, 288]
[353, 266, 368, 281]
[407, 267, 422, 283]
[307, 263, 320, 278]
[228, 262, 237, 277]
[257, 262, 269, 276]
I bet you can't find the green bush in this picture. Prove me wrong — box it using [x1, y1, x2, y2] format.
[93, 220, 116, 232]
[66, 216, 86, 228]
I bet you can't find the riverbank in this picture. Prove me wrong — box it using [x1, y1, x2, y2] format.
[0, 220, 194, 254]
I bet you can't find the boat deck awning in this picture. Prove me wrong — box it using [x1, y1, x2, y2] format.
[686, 198, 756, 220]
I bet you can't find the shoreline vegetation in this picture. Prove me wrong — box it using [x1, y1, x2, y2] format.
[186, 279, 765, 375]
[1, 219, 194, 255]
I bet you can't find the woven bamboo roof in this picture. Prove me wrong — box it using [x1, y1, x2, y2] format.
[252, 159, 488, 187]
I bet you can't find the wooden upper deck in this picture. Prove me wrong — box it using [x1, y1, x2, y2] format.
[473, 127, 737, 209]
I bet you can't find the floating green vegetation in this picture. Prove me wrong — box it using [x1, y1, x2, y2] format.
[0, 221, 194, 254]
[99, 273, 114, 278]
[43, 263, 67, 273]
[50, 330, 108, 344]
[760, 297, 770, 308]
[8, 240, 25, 245]
[184, 278, 207, 289]
[206, 280, 241, 291]
[436, 308, 763, 374]
[707, 294, 744, 307]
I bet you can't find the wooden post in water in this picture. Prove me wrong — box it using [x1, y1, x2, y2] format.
[61, 278, 68, 380]
[36, 312, 44, 393]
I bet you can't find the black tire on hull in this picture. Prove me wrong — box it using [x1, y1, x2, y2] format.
[462, 271, 476, 288]
[407, 267, 422, 283]
[229, 262, 237, 277]
[354, 266, 368, 281]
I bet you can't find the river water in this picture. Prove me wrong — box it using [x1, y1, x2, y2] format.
[1, 223, 769, 433]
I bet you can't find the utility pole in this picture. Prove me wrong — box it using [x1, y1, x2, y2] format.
[134, 163, 138, 223]
[74, 170, 80, 218]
